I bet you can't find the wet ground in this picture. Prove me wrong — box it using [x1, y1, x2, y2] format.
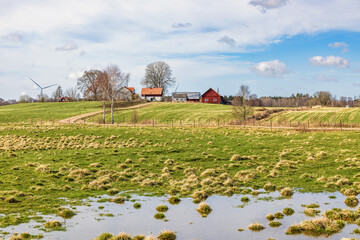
[1, 190, 359, 240]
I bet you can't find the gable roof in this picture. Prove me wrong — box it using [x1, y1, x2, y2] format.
[141, 88, 163, 96]
[202, 88, 221, 98]
[172, 92, 201, 100]
[126, 87, 135, 92]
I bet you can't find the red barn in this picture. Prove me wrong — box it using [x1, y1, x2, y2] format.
[201, 88, 222, 104]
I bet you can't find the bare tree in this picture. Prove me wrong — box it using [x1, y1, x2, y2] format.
[232, 85, 254, 124]
[64, 87, 79, 101]
[102, 65, 130, 124]
[314, 91, 332, 106]
[77, 70, 103, 100]
[141, 61, 175, 93]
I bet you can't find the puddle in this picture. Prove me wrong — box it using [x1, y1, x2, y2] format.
[1, 191, 359, 239]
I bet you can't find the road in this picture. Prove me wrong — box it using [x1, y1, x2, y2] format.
[58, 102, 152, 124]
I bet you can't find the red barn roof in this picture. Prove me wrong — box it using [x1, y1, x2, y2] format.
[202, 88, 221, 98]
[141, 88, 163, 96]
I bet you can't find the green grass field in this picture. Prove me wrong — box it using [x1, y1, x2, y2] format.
[88, 102, 234, 124]
[0, 102, 102, 123]
[267, 107, 360, 125]
[1, 123, 360, 228]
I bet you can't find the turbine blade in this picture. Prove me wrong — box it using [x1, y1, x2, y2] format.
[29, 77, 42, 88]
[42, 84, 58, 89]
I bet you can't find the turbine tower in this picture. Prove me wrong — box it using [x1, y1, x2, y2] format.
[29, 77, 57, 100]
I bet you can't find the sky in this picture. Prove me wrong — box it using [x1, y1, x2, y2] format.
[1, 0, 360, 100]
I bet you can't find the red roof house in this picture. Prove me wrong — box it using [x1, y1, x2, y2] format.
[141, 88, 163, 101]
[125, 87, 135, 94]
[201, 88, 222, 104]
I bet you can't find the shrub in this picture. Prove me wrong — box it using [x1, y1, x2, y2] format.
[345, 196, 359, 207]
[95, 233, 113, 240]
[304, 208, 320, 217]
[111, 196, 125, 204]
[264, 182, 276, 191]
[113, 232, 132, 240]
[196, 202, 212, 216]
[269, 221, 282, 227]
[286, 217, 345, 236]
[280, 187, 294, 197]
[154, 213, 165, 219]
[241, 196, 250, 202]
[283, 207, 295, 216]
[168, 196, 181, 205]
[57, 208, 76, 220]
[248, 222, 265, 231]
[156, 205, 169, 212]
[274, 212, 284, 219]
[133, 203, 141, 209]
[43, 220, 62, 228]
[266, 214, 275, 221]
[157, 230, 176, 240]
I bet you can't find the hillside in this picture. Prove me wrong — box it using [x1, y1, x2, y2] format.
[0, 102, 102, 123]
[87, 102, 235, 125]
[266, 107, 360, 125]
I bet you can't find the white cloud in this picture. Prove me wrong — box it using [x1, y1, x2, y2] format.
[328, 42, 348, 48]
[249, 0, 288, 11]
[217, 35, 236, 48]
[310, 56, 349, 68]
[55, 41, 78, 51]
[328, 42, 348, 53]
[253, 59, 288, 77]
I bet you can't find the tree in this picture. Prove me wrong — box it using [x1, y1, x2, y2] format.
[64, 87, 79, 101]
[103, 65, 130, 124]
[232, 85, 254, 124]
[77, 70, 103, 100]
[314, 91, 332, 106]
[54, 85, 63, 101]
[141, 61, 175, 93]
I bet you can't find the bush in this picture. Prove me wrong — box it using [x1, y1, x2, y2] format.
[157, 230, 176, 240]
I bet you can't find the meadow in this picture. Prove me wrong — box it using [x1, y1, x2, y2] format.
[87, 102, 234, 125]
[1, 123, 360, 232]
[267, 107, 360, 126]
[1, 103, 360, 239]
[0, 102, 102, 123]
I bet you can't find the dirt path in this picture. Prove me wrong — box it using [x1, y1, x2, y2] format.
[58, 102, 153, 124]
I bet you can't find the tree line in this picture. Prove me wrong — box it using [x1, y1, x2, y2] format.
[227, 91, 360, 108]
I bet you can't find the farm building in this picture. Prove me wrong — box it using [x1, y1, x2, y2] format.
[201, 88, 223, 104]
[141, 88, 163, 101]
[118, 87, 134, 101]
[172, 92, 201, 102]
[126, 87, 135, 94]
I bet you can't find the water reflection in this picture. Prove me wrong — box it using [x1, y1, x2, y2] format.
[1, 191, 359, 240]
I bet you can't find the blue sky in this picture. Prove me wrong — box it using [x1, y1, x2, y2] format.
[0, 0, 360, 99]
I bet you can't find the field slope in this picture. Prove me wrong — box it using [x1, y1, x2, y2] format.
[87, 102, 234, 124]
[267, 107, 360, 125]
[0, 102, 102, 123]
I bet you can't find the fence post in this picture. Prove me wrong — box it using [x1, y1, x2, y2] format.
[180, 120, 182, 126]
[340, 120, 342, 131]
[270, 119, 272, 131]
[152, 119, 154, 127]
[290, 121, 291, 128]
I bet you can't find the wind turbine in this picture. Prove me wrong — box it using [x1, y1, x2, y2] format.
[29, 77, 57, 100]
